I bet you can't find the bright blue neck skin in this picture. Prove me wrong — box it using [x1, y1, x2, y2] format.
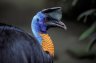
[31, 12, 47, 44]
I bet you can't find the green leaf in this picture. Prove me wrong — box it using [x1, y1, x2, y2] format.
[79, 22, 96, 40]
[87, 35, 96, 52]
[77, 9, 96, 22]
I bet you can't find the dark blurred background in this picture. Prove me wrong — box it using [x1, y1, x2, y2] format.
[0, 0, 96, 63]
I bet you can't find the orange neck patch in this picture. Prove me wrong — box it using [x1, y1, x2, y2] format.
[40, 33, 54, 56]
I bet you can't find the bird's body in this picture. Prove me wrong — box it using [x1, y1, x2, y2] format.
[0, 7, 66, 63]
[0, 24, 53, 63]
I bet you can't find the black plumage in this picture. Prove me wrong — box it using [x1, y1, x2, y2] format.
[0, 24, 53, 63]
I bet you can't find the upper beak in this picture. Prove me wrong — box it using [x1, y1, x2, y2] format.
[55, 21, 67, 30]
[46, 21, 67, 30]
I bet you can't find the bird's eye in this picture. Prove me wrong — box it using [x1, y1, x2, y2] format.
[46, 17, 49, 20]
[44, 17, 47, 22]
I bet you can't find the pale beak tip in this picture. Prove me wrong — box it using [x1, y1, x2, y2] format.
[64, 25, 67, 30]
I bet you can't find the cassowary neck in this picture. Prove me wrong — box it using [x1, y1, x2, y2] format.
[31, 19, 54, 56]
[32, 24, 42, 44]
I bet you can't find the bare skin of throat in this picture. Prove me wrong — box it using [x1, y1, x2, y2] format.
[40, 33, 54, 56]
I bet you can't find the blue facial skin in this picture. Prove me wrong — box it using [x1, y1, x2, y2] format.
[31, 12, 47, 44]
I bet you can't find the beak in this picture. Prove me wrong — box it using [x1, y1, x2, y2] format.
[46, 21, 67, 30]
[55, 21, 67, 30]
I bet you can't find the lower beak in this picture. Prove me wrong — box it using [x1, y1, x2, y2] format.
[46, 21, 67, 30]
[54, 21, 67, 30]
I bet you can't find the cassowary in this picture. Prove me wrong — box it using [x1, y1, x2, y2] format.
[0, 7, 66, 63]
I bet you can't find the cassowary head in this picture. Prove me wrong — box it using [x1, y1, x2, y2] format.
[32, 7, 67, 34]
[32, 7, 67, 57]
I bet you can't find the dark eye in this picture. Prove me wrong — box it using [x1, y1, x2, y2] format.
[44, 18, 47, 23]
[46, 17, 50, 20]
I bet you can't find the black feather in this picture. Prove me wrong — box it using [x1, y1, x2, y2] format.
[0, 23, 53, 63]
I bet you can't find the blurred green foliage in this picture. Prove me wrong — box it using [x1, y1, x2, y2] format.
[77, 9, 96, 51]
[79, 22, 96, 40]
